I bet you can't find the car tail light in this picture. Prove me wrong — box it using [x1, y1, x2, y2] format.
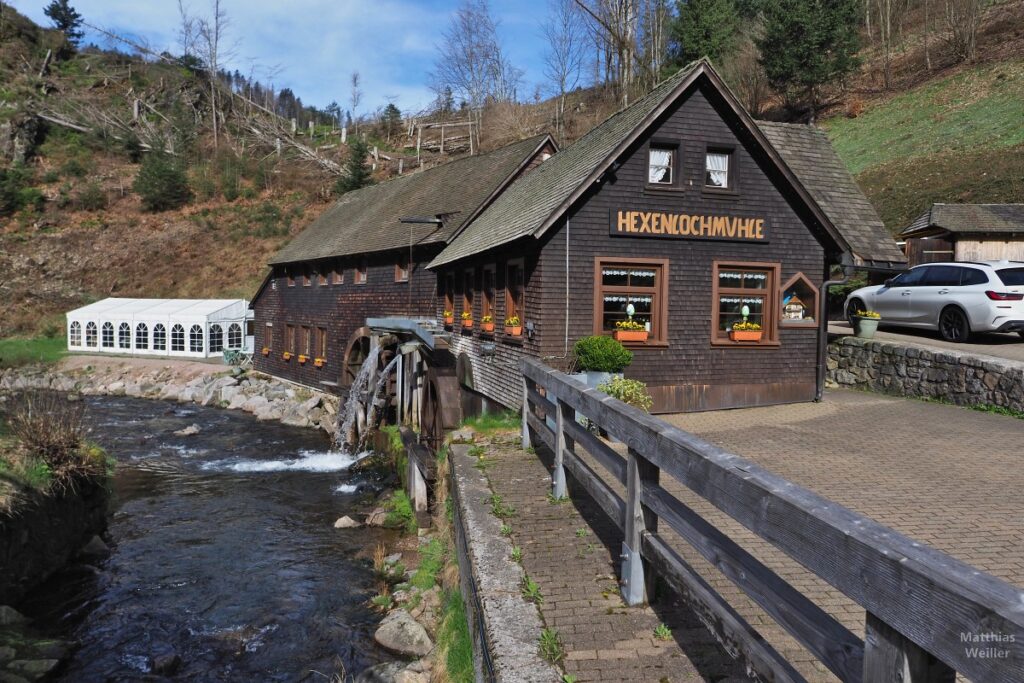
[985, 290, 1024, 301]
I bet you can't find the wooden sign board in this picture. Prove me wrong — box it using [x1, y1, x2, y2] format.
[611, 210, 769, 243]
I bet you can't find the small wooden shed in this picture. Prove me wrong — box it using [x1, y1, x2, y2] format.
[901, 204, 1024, 265]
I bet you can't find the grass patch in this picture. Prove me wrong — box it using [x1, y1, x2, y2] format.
[460, 410, 520, 434]
[410, 538, 446, 591]
[824, 61, 1024, 175]
[385, 490, 417, 534]
[0, 337, 66, 369]
[917, 395, 1024, 420]
[539, 628, 565, 664]
[436, 589, 474, 683]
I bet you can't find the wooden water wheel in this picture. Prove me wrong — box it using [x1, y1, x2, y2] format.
[420, 363, 462, 450]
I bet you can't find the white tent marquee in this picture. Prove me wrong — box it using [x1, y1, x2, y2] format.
[65, 299, 254, 359]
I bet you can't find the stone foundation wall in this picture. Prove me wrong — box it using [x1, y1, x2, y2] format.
[827, 336, 1024, 412]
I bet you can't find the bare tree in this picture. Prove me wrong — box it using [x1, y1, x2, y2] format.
[542, 0, 586, 139]
[176, 0, 197, 59]
[944, 0, 982, 62]
[350, 71, 363, 134]
[574, 0, 648, 105]
[721, 36, 769, 117]
[197, 0, 230, 148]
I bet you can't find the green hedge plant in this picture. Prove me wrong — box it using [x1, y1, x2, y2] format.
[573, 335, 633, 372]
[597, 376, 653, 412]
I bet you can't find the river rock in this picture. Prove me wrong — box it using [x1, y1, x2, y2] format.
[448, 427, 475, 443]
[0, 606, 27, 626]
[405, 659, 431, 673]
[150, 653, 182, 676]
[300, 395, 321, 412]
[0, 646, 15, 663]
[334, 516, 361, 529]
[354, 662, 406, 683]
[79, 535, 110, 559]
[395, 671, 428, 683]
[366, 508, 388, 526]
[0, 670, 31, 683]
[373, 610, 433, 657]
[6, 659, 60, 680]
[384, 553, 402, 565]
[242, 396, 269, 414]
[174, 424, 201, 437]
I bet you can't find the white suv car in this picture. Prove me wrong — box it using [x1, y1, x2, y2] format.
[845, 260, 1024, 342]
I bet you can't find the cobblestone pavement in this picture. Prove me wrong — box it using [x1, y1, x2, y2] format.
[504, 389, 1022, 682]
[483, 441, 750, 683]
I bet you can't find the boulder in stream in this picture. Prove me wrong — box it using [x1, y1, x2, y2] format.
[79, 535, 110, 559]
[333, 516, 361, 529]
[365, 508, 388, 526]
[150, 653, 182, 676]
[373, 610, 433, 657]
[173, 424, 201, 437]
[354, 662, 406, 683]
[0, 607, 27, 626]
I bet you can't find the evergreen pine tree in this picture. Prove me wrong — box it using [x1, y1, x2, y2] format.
[43, 0, 84, 47]
[667, 0, 738, 67]
[757, 0, 860, 121]
[381, 103, 402, 141]
[334, 137, 374, 195]
[133, 153, 192, 212]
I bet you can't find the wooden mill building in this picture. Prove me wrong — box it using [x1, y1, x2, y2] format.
[901, 203, 1024, 265]
[252, 59, 903, 416]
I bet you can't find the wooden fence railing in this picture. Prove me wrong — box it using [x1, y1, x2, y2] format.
[520, 358, 1024, 683]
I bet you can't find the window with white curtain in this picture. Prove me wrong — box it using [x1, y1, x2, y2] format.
[69, 321, 82, 346]
[171, 324, 185, 352]
[118, 322, 131, 349]
[648, 148, 674, 184]
[153, 324, 167, 351]
[189, 325, 204, 353]
[209, 324, 224, 353]
[227, 323, 242, 349]
[136, 323, 148, 350]
[705, 151, 731, 188]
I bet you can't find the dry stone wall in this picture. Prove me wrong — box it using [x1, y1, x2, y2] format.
[827, 336, 1024, 412]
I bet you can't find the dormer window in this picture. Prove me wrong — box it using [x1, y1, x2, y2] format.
[705, 150, 732, 189]
[648, 147, 674, 185]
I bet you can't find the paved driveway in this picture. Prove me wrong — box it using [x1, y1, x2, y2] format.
[829, 321, 1024, 363]
[654, 389, 1024, 681]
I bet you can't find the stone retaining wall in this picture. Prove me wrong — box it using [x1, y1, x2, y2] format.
[826, 336, 1024, 412]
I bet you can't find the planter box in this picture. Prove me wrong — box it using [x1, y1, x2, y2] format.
[444, 317, 454, 326]
[613, 329, 649, 343]
[481, 322, 495, 333]
[728, 330, 763, 342]
[855, 317, 880, 339]
[461, 319, 474, 329]
[504, 325, 523, 336]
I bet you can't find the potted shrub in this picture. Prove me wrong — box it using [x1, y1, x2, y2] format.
[261, 347, 270, 356]
[298, 354, 309, 365]
[572, 335, 633, 389]
[504, 315, 522, 336]
[314, 357, 325, 368]
[612, 318, 649, 343]
[729, 321, 763, 342]
[282, 351, 293, 361]
[854, 309, 881, 339]
[597, 376, 653, 412]
[461, 311, 473, 329]
[443, 310, 454, 326]
[481, 315, 495, 333]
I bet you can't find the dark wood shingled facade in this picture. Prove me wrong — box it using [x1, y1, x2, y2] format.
[249, 134, 555, 391]
[429, 60, 905, 413]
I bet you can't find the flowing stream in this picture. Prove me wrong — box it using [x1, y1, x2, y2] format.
[18, 396, 398, 682]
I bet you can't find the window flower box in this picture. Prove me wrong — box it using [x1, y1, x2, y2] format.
[443, 310, 454, 326]
[504, 316, 522, 337]
[282, 351, 293, 361]
[298, 354, 309, 365]
[261, 347, 270, 356]
[481, 315, 495, 333]
[613, 329, 649, 342]
[728, 321, 763, 342]
[460, 311, 473, 329]
[314, 357, 325, 368]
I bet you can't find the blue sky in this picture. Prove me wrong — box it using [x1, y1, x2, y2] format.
[11, 0, 559, 115]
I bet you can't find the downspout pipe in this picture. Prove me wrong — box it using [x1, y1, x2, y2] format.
[816, 256, 855, 401]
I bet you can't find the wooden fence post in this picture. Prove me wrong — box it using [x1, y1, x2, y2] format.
[622, 447, 659, 606]
[521, 376, 532, 450]
[552, 398, 570, 498]
[863, 612, 956, 683]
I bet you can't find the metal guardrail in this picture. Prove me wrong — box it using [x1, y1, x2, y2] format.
[520, 357, 1024, 683]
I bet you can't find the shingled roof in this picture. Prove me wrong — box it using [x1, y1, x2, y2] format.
[432, 60, 904, 268]
[901, 204, 1024, 237]
[757, 121, 905, 264]
[269, 134, 552, 266]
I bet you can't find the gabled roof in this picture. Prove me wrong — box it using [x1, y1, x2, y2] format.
[901, 204, 1024, 237]
[66, 298, 250, 322]
[269, 134, 553, 266]
[431, 59, 905, 268]
[757, 121, 906, 264]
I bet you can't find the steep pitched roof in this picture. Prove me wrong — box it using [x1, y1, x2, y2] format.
[757, 121, 906, 264]
[901, 204, 1024, 237]
[431, 60, 905, 268]
[269, 134, 552, 265]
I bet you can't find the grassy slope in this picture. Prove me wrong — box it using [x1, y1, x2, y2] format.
[0, 337, 65, 368]
[823, 60, 1024, 232]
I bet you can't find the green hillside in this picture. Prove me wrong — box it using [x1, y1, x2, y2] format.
[823, 61, 1024, 232]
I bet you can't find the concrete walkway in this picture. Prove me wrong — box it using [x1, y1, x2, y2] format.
[482, 438, 750, 682]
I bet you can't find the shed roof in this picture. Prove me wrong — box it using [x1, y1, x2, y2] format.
[66, 298, 249, 321]
[268, 134, 553, 266]
[901, 204, 1024, 237]
[431, 60, 904, 268]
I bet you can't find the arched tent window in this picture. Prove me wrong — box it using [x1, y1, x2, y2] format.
[189, 324, 204, 353]
[86, 322, 97, 347]
[171, 324, 185, 352]
[69, 321, 82, 347]
[118, 322, 131, 349]
[102, 322, 114, 348]
[153, 324, 167, 351]
[209, 324, 224, 353]
[136, 323, 149, 350]
[227, 323, 242, 349]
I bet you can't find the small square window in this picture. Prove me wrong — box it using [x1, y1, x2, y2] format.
[706, 151, 731, 188]
[648, 148, 673, 185]
[355, 261, 367, 284]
